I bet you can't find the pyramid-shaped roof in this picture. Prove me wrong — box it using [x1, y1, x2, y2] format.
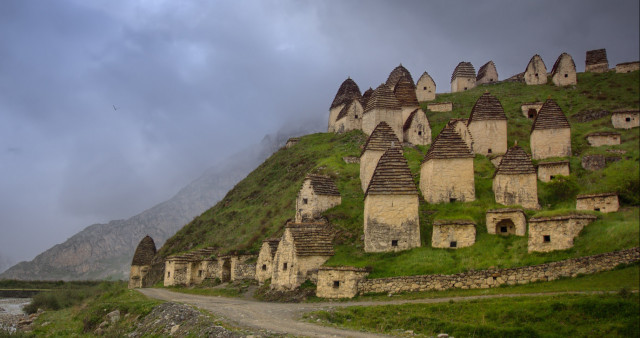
[131, 235, 156, 266]
[495, 145, 536, 175]
[477, 61, 497, 81]
[361, 87, 374, 107]
[364, 84, 401, 112]
[361, 122, 401, 154]
[586, 49, 608, 65]
[468, 92, 507, 122]
[423, 127, 474, 162]
[286, 223, 334, 257]
[451, 62, 476, 82]
[417, 71, 435, 85]
[551, 52, 576, 75]
[531, 99, 570, 131]
[393, 78, 419, 107]
[366, 147, 417, 196]
[330, 78, 362, 109]
[263, 238, 281, 258]
[305, 174, 340, 196]
[385, 64, 414, 89]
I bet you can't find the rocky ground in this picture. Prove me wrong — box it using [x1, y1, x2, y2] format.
[0, 298, 37, 334]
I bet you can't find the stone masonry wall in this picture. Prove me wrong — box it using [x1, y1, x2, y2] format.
[295, 180, 341, 222]
[364, 194, 420, 252]
[360, 150, 386, 192]
[492, 173, 539, 209]
[528, 216, 596, 253]
[404, 111, 432, 146]
[576, 195, 619, 213]
[420, 158, 475, 203]
[486, 210, 526, 236]
[611, 112, 640, 129]
[616, 62, 639, 73]
[427, 102, 453, 112]
[256, 243, 274, 284]
[587, 134, 620, 147]
[431, 222, 476, 249]
[362, 108, 404, 142]
[537, 162, 570, 182]
[358, 247, 639, 295]
[332, 101, 363, 133]
[530, 128, 571, 160]
[521, 103, 543, 119]
[451, 77, 476, 93]
[231, 255, 256, 281]
[316, 267, 369, 299]
[467, 120, 507, 155]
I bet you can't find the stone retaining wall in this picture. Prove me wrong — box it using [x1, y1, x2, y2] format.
[357, 247, 639, 295]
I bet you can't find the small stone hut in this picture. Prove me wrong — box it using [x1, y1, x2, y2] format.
[416, 72, 436, 102]
[576, 193, 619, 213]
[528, 215, 597, 253]
[163, 247, 217, 287]
[256, 238, 280, 285]
[385, 64, 414, 91]
[585, 49, 609, 73]
[271, 222, 335, 290]
[586, 132, 621, 147]
[328, 78, 362, 132]
[611, 110, 640, 129]
[486, 209, 526, 236]
[521, 102, 544, 119]
[493, 144, 539, 209]
[394, 78, 421, 123]
[524, 54, 548, 85]
[551, 52, 577, 86]
[450, 62, 476, 93]
[403, 108, 432, 146]
[360, 122, 401, 192]
[467, 92, 508, 155]
[537, 160, 570, 182]
[420, 126, 475, 203]
[427, 102, 453, 112]
[432, 220, 476, 249]
[364, 147, 420, 252]
[316, 266, 369, 299]
[295, 174, 341, 222]
[476, 61, 498, 85]
[362, 84, 404, 142]
[129, 235, 157, 289]
[530, 99, 571, 160]
[332, 99, 364, 133]
[285, 137, 299, 149]
[615, 61, 640, 73]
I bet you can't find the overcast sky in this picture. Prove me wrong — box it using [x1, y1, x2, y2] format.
[0, 0, 638, 271]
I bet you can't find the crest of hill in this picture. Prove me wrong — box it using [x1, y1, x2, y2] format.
[531, 99, 570, 131]
[365, 147, 417, 196]
[386, 64, 414, 88]
[468, 92, 507, 122]
[331, 78, 362, 109]
[306, 174, 340, 196]
[586, 49, 608, 65]
[364, 84, 401, 112]
[451, 62, 476, 82]
[287, 222, 335, 256]
[551, 52, 576, 75]
[477, 61, 497, 81]
[495, 145, 536, 175]
[131, 235, 156, 266]
[394, 78, 419, 106]
[361, 87, 374, 107]
[423, 127, 474, 162]
[361, 122, 400, 154]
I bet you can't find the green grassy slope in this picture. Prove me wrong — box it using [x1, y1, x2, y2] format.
[159, 71, 639, 278]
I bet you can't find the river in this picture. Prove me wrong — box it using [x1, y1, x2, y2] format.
[0, 298, 31, 333]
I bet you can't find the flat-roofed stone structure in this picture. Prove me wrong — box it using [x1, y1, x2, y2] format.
[615, 61, 640, 73]
[551, 52, 577, 86]
[576, 193, 619, 213]
[364, 147, 420, 252]
[295, 174, 341, 222]
[476, 61, 498, 85]
[256, 238, 280, 285]
[537, 160, 570, 182]
[585, 49, 609, 73]
[394, 78, 420, 124]
[524, 54, 547, 85]
[467, 92, 507, 155]
[328, 78, 361, 132]
[521, 102, 543, 119]
[611, 110, 640, 129]
[586, 132, 621, 146]
[362, 84, 403, 142]
[486, 209, 527, 236]
[316, 266, 369, 299]
[332, 99, 364, 133]
[493, 145, 539, 209]
[360, 122, 401, 192]
[129, 235, 157, 289]
[432, 220, 476, 249]
[163, 247, 217, 286]
[403, 108, 432, 146]
[528, 215, 597, 252]
[386, 64, 414, 91]
[420, 126, 475, 203]
[271, 222, 335, 290]
[451, 62, 476, 93]
[427, 102, 453, 112]
[285, 137, 299, 149]
[416, 72, 436, 102]
[530, 99, 571, 159]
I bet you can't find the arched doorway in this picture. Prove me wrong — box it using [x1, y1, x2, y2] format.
[496, 219, 516, 235]
[221, 258, 231, 282]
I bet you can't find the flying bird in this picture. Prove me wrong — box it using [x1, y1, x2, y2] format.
[113, 105, 118, 111]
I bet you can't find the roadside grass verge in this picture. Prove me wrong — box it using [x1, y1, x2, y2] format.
[166, 280, 255, 298]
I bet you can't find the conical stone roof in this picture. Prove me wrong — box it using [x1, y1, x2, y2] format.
[477, 61, 498, 81]
[451, 62, 476, 82]
[531, 99, 570, 131]
[468, 92, 507, 122]
[495, 145, 536, 175]
[131, 235, 156, 266]
[361, 122, 401, 155]
[551, 52, 576, 76]
[393, 78, 419, 107]
[366, 147, 417, 196]
[423, 127, 473, 162]
[386, 64, 414, 89]
[364, 84, 401, 113]
[525, 54, 546, 73]
[361, 87, 374, 107]
[417, 72, 434, 84]
[306, 174, 340, 196]
[263, 238, 281, 258]
[330, 78, 362, 109]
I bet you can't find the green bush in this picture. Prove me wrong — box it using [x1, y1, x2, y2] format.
[539, 175, 579, 206]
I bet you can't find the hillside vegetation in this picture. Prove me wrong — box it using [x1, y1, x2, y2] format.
[160, 71, 639, 278]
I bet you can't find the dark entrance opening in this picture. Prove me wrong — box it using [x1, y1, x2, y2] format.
[450, 241, 457, 248]
[221, 258, 231, 282]
[333, 281, 340, 288]
[528, 108, 537, 119]
[543, 235, 551, 243]
[391, 240, 398, 247]
[496, 219, 516, 236]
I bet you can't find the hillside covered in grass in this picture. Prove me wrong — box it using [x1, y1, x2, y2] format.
[160, 71, 639, 278]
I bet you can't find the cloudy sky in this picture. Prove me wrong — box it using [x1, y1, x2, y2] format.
[0, 0, 638, 271]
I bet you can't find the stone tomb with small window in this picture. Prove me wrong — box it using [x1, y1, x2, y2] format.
[551, 52, 577, 86]
[536, 161, 570, 182]
[129, 235, 157, 289]
[576, 193, 619, 213]
[524, 54, 547, 85]
[427, 102, 453, 112]
[586, 132, 621, 147]
[611, 110, 639, 129]
[256, 238, 280, 284]
[486, 209, 527, 236]
[403, 108, 432, 146]
[295, 174, 341, 222]
[521, 102, 543, 119]
[316, 266, 369, 299]
[528, 215, 597, 252]
[431, 220, 476, 249]
[415, 71, 436, 102]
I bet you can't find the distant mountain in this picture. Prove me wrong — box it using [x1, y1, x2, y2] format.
[0, 120, 322, 281]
